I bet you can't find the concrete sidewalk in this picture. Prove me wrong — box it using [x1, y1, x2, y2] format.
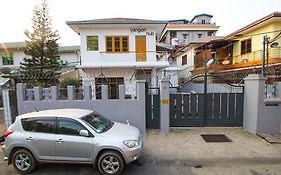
[1, 128, 281, 175]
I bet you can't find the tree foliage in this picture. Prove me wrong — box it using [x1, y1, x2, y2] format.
[21, 0, 61, 87]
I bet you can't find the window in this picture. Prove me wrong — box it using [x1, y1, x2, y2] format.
[58, 118, 86, 136]
[29, 118, 55, 134]
[95, 77, 124, 99]
[182, 34, 188, 39]
[241, 39, 252, 54]
[106, 36, 129, 53]
[2, 53, 14, 65]
[182, 55, 187, 65]
[82, 112, 113, 133]
[21, 118, 34, 131]
[198, 34, 203, 38]
[170, 31, 177, 38]
[87, 36, 99, 51]
[202, 19, 206, 24]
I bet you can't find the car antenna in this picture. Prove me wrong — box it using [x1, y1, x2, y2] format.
[34, 107, 38, 112]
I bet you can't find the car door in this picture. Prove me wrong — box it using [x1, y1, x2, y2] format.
[23, 117, 56, 160]
[55, 117, 94, 162]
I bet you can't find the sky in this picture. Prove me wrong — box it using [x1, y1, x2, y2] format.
[0, 0, 280, 46]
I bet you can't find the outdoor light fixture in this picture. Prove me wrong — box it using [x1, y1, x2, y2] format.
[270, 42, 279, 48]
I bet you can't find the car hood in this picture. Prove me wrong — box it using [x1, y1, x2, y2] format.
[104, 122, 140, 139]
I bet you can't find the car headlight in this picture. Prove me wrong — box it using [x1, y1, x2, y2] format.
[123, 140, 139, 148]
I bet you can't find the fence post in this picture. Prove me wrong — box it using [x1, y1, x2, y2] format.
[67, 86, 75, 101]
[101, 85, 108, 100]
[118, 85, 125, 100]
[34, 87, 42, 101]
[16, 83, 25, 114]
[43, 88, 50, 101]
[243, 74, 281, 134]
[84, 85, 92, 101]
[136, 80, 146, 133]
[51, 86, 58, 101]
[160, 77, 170, 134]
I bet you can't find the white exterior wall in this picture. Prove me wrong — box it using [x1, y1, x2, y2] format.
[59, 52, 80, 65]
[80, 27, 157, 66]
[0, 49, 80, 70]
[192, 16, 212, 24]
[176, 47, 195, 70]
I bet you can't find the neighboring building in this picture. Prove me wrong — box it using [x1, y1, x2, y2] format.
[0, 42, 80, 72]
[170, 36, 224, 84]
[66, 18, 169, 98]
[159, 14, 219, 46]
[191, 12, 281, 82]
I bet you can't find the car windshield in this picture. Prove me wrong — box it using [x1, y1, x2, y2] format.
[81, 112, 113, 133]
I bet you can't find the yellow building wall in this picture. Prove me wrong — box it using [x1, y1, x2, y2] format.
[232, 21, 281, 64]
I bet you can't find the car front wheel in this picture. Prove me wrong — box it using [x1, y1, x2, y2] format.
[12, 149, 37, 174]
[98, 150, 125, 175]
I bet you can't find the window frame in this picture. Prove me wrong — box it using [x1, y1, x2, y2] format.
[86, 36, 99, 51]
[105, 36, 129, 53]
[57, 117, 92, 137]
[2, 52, 14, 65]
[27, 117, 56, 134]
[241, 38, 252, 55]
[182, 55, 187, 66]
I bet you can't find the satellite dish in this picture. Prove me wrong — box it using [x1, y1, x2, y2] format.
[222, 60, 230, 65]
[270, 42, 279, 48]
[206, 58, 214, 66]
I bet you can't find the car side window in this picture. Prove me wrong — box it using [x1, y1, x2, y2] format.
[21, 118, 34, 131]
[58, 118, 87, 136]
[30, 117, 55, 134]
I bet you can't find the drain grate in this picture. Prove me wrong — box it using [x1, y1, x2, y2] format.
[201, 134, 232, 142]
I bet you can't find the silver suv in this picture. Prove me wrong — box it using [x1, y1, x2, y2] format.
[2, 109, 143, 175]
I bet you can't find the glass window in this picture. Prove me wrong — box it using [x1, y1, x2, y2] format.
[106, 36, 129, 53]
[122, 37, 128, 52]
[30, 118, 55, 134]
[182, 55, 187, 65]
[2, 53, 14, 65]
[114, 37, 120, 52]
[58, 118, 86, 136]
[82, 112, 113, 133]
[21, 118, 34, 131]
[87, 36, 99, 51]
[241, 39, 251, 54]
[106, 37, 113, 52]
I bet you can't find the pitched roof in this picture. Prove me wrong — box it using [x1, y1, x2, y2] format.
[0, 41, 79, 53]
[66, 17, 168, 25]
[190, 13, 213, 23]
[225, 12, 281, 39]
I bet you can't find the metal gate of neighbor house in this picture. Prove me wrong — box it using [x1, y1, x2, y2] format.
[170, 84, 244, 127]
[145, 83, 160, 129]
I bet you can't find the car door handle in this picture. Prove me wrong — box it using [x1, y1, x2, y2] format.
[56, 139, 64, 143]
[26, 137, 34, 141]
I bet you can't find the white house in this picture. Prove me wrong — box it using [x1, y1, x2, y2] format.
[0, 42, 80, 71]
[66, 18, 169, 99]
[159, 14, 219, 46]
[0, 42, 80, 87]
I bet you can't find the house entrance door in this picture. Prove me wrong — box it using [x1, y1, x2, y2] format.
[135, 36, 146, 61]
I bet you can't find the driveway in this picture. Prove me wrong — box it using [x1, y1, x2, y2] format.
[1, 128, 281, 175]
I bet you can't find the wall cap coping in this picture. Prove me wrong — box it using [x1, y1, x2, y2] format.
[244, 74, 266, 81]
[264, 98, 281, 105]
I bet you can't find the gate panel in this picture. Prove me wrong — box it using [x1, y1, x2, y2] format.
[183, 94, 190, 118]
[145, 86, 160, 129]
[228, 93, 235, 118]
[213, 93, 220, 118]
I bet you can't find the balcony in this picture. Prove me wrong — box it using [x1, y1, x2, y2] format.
[193, 48, 281, 73]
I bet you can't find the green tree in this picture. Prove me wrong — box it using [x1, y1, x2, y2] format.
[20, 0, 61, 87]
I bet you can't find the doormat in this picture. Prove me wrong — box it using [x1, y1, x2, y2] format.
[201, 134, 232, 142]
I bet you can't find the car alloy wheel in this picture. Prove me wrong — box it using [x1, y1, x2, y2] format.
[15, 153, 31, 171]
[12, 149, 37, 174]
[101, 155, 120, 174]
[98, 151, 124, 175]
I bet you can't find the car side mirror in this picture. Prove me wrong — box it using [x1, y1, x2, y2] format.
[79, 130, 89, 137]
